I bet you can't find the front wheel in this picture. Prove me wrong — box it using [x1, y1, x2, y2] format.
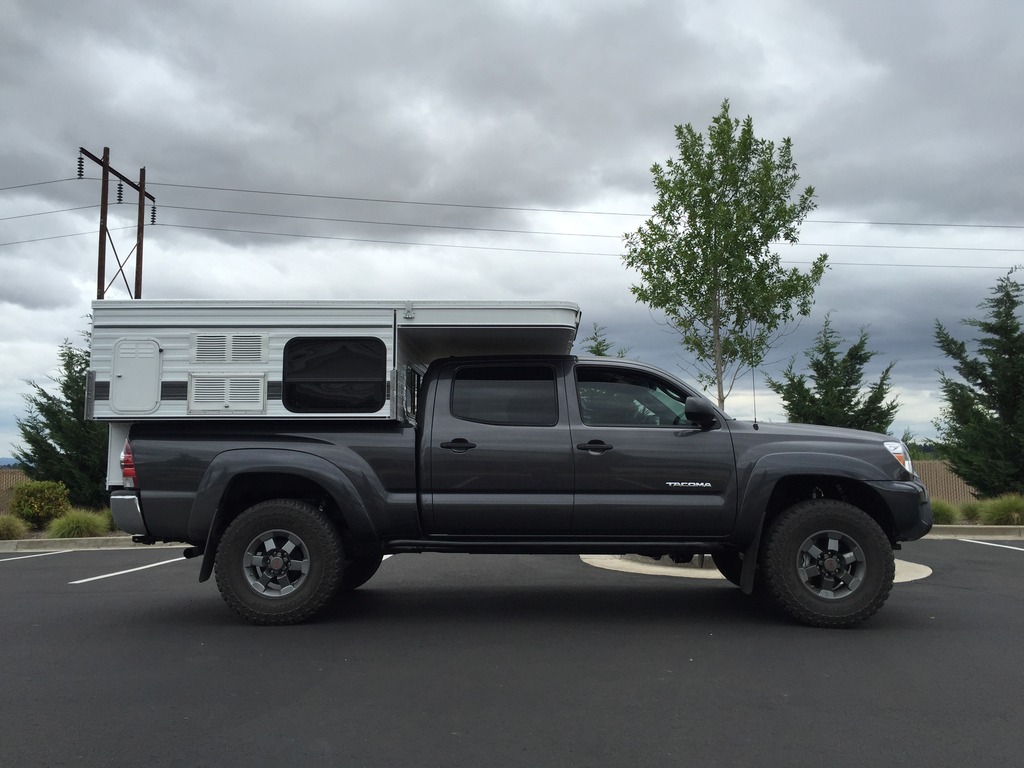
[214, 499, 343, 625]
[761, 499, 894, 628]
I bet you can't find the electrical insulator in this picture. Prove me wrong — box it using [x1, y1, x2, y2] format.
[150, 205, 156, 225]
[116, 182, 124, 204]
[77, 154, 84, 179]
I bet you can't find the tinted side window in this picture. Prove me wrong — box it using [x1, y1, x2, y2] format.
[576, 366, 688, 427]
[283, 337, 386, 412]
[451, 365, 558, 426]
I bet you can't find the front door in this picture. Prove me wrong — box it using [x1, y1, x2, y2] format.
[570, 363, 737, 536]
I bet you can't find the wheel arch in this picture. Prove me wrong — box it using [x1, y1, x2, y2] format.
[191, 448, 379, 582]
[761, 474, 896, 543]
[735, 453, 899, 593]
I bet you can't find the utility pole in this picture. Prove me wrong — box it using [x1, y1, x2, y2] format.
[78, 147, 156, 299]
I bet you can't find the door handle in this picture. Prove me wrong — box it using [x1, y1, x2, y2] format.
[440, 439, 477, 453]
[576, 440, 613, 454]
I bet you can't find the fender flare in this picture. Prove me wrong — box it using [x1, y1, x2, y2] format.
[191, 448, 382, 582]
[734, 451, 891, 593]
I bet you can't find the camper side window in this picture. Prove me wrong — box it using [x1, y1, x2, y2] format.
[283, 337, 387, 413]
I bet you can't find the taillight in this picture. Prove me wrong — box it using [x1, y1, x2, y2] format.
[120, 439, 138, 488]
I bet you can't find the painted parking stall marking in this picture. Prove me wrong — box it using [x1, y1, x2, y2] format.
[69, 556, 188, 584]
[0, 550, 73, 563]
[962, 539, 1024, 553]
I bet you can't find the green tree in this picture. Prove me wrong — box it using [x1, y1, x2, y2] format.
[579, 323, 629, 357]
[623, 99, 828, 407]
[934, 271, 1024, 498]
[13, 335, 108, 509]
[765, 315, 899, 433]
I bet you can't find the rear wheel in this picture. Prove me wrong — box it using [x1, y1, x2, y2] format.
[214, 499, 343, 625]
[761, 499, 894, 628]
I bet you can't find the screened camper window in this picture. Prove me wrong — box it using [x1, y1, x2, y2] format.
[283, 337, 387, 413]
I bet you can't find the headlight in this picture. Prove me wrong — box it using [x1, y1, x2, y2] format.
[884, 441, 914, 475]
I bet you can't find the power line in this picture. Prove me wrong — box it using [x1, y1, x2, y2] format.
[8, 176, 1024, 230]
[149, 181, 638, 217]
[159, 223, 617, 256]
[0, 205, 98, 222]
[810, 219, 1024, 230]
[0, 178, 78, 193]
[154, 221, 1024, 255]
[128, 203, 1024, 246]
[0, 226, 135, 248]
[4, 177, 1022, 266]
[147, 180, 1024, 229]
[157, 204, 617, 238]
[1, 221, 1016, 271]
[800, 242, 1024, 254]
[153, 222, 1021, 267]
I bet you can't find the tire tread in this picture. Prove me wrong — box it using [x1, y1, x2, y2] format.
[214, 499, 343, 625]
[762, 499, 894, 628]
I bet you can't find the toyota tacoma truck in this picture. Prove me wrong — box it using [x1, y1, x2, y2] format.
[88, 299, 932, 628]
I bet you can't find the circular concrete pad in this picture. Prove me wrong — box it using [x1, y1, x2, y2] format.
[580, 555, 932, 583]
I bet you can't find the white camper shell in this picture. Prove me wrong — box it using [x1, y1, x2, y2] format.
[87, 299, 581, 423]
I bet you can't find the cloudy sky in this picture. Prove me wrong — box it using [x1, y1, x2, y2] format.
[2, 0, 1022, 457]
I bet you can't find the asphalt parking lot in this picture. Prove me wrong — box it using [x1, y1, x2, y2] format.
[1, 537, 1022, 768]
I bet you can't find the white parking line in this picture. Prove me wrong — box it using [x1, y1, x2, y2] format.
[0, 550, 73, 563]
[962, 539, 1024, 553]
[69, 556, 187, 584]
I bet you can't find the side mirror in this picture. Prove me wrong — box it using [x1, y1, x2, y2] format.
[684, 398, 718, 430]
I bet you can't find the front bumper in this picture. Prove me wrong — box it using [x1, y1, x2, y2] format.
[110, 491, 149, 536]
[868, 478, 932, 542]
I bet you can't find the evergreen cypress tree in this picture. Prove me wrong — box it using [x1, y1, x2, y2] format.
[13, 336, 108, 509]
[765, 315, 898, 434]
[935, 271, 1024, 498]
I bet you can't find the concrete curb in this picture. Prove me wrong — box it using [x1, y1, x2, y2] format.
[0, 536, 179, 553]
[927, 524, 1024, 539]
[0, 524, 1019, 554]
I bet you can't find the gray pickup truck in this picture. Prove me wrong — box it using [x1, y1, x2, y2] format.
[109, 354, 932, 628]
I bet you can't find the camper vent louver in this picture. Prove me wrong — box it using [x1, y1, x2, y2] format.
[188, 374, 266, 414]
[193, 334, 267, 364]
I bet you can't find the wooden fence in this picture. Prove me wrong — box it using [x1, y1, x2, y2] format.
[909, 461, 977, 505]
[0, 468, 28, 514]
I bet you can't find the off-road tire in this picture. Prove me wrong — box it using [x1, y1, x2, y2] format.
[214, 499, 343, 625]
[761, 499, 894, 628]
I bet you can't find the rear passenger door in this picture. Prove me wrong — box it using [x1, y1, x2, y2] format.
[424, 361, 574, 535]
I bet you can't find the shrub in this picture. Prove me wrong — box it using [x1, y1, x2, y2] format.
[979, 494, 1024, 526]
[69, 506, 115, 530]
[960, 501, 982, 523]
[931, 499, 959, 525]
[46, 510, 109, 539]
[0, 514, 29, 540]
[10, 481, 71, 529]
